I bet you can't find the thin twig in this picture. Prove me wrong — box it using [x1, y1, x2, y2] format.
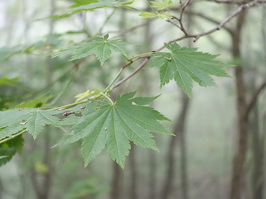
[207, 0, 266, 4]
[166, 20, 181, 29]
[245, 81, 266, 118]
[157, 0, 262, 52]
[74, 56, 90, 69]
[111, 58, 150, 89]
[185, 11, 233, 34]
[105, 18, 156, 38]
[108, 0, 265, 90]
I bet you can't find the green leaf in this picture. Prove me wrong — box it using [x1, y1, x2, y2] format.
[75, 89, 102, 102]
[147, 43, 232, 97]
[0, 135, 24, 166]
[151, 0, 175, 10]
[140, 11, 172, 20]
[52, 0, 134, 18]
[72, 0, 98, 7]
[53, 35, 130, 65]
[0, 108, 36, 140]
[25, 110, 65, 139]
[0, 76, 20, 86]
[0, 35, 61, 62]
[0, 108, 65, 140]
[55, 92, 171, 168]
[139, 12, 158, 19]
[0, 45, 34, 62]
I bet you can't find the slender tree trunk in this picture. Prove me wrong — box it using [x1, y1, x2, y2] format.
[110, 162, 122, 199]
[29, 1, 56, 198]
[230, 10, 248, 199]
[142, 5, 158, 199]
[160, 93, 190, 199]
[129, 144, 137, 199]
[251, 105, 265, 199]
[148, 151, 156, 199]
[180, 97, 189, 199]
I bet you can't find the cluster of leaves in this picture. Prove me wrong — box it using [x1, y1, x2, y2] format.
[0, 92, 171, 168]
[0, 35, 61, 62]
[51, 0, 134, 19]
[53, 34, 130, 65]
[140, 0, 175, 20]
[0, 0, 232, 168]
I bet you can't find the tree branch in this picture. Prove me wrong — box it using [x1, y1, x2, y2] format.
[111, 58, 150, 89]
[109, 0, 265, 90]
[105, 18, 156, 38]
[166, 0, 263, 43]
[207, 0, 266, 4]
[245, 81, 266, 118]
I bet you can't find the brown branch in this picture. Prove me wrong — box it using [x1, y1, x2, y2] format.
[105, 18, 156, 38]
[185, 11, 233, 34]
[111, 58, 150, 89]
[110, 0, 264, 90]
[158, 0, 261, 52]
[245, 81, 266, 118]
[207, 0, 266, 4]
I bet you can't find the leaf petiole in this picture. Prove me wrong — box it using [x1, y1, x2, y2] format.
[103, 68, 123, 93]
[128, 51, 154, 61]
[0, 130, 26, 144]
[100, 92, 114, 105]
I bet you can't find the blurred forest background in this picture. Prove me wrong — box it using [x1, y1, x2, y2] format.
[0, 0, 266, 199]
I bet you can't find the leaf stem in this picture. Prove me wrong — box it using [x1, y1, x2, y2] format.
[103, 68, 123, 93]
[0, 130, 26, 144]
[100, 92, 114, 105]
[50, 99, 89, 110]
[128, 52, 153, 61]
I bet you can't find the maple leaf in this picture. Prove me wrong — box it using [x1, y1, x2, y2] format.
[151, 0, 175, 10]
[0, 108, 65, 140]
[148, 43, 231, 97]
[140, 11, 172, 20]
[52, 0, 134, 18]
[25, 110, 65, 139]
[0, 135, 24, 166]
[55, 92, 171, 168]
[0, 108, 36, 140]
[0, 76, 20, 86]
[53, 34, 129, 65]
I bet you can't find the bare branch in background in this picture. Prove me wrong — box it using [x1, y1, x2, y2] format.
[245, 81, 266, 118]
[166, 0, 265, 43]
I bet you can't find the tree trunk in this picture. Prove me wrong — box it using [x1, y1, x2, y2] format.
[30, 1, 56, 198]
[160, 93, 190, 199]
[230, 10, 248, 199]
[129, 144, 137, 199]
[251, 105, 265, 199]
[110, 162, 122, 199]
[148, 151, 156, 199]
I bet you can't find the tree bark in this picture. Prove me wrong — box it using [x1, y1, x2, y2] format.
[251, 104, 265, 199]
[148, 151, 156, 199]
[230, 10, 248, 199]
[110, 162, 122, 199]
[160, 93, 190, 199]
[129, 144, 137, 199]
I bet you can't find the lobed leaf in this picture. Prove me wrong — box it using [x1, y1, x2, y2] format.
[53, 34, 130, 65]
[0, 108, 65, 140]
[56, 92, 171, 168]
[151, 0, 175, 10]
[0, 135, 24, 166]
[51, 0, 134, 19]
[147, 43, 232, 97]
